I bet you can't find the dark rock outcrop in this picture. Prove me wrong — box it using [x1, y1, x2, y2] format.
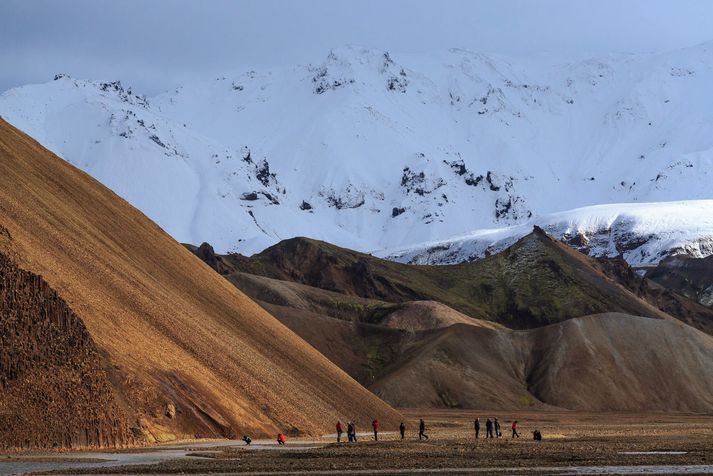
[0, 252, 132, 449]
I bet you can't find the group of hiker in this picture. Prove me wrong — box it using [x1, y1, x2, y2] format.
[242, 416, 537, 446]
[334, 417, 532, 443]
[335, 418, 433, 442]
[335, 420, 360, 442]
[473, 417, 520, 439]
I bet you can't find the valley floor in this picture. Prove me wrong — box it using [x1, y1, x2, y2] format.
[6, 409, 713, 475]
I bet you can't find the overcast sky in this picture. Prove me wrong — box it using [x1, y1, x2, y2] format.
[3, 0, 713, 95]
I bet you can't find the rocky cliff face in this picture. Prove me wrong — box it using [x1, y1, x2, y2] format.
[0, 250, 132, 449]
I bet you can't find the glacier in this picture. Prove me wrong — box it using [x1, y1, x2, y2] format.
[1, 44, 713, 262]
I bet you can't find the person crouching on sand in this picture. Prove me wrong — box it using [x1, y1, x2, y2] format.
[277, 433, 286, 445]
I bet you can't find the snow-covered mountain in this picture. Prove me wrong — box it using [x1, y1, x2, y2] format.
[1, 44, 713, 256]
[379, 201, 713, 267]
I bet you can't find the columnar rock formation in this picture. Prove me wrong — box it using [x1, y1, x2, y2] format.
[0, 250, 132, 449]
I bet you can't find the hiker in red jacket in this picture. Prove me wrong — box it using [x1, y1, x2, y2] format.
[277, 433, 286, 445]
[336, 421, 344, 443]
[512, 421, 520, 438]
[372, 418, 379, 441]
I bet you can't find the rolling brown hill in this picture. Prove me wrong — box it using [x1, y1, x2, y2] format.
[371, 313, 713, 412]
[187, 245, 505, 386]
[190, 241, 713, 412]
[189, 229, 713, 412]
[0, 119, 400, 449]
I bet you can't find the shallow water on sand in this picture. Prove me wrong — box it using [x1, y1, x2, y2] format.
[0, 438, 323, 475]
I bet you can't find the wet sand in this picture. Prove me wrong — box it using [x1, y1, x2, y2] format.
[5, 409, 713, 475]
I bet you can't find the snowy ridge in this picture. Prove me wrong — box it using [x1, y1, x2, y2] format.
[1, 44, 713, 256]
[378, 201, 713, 267]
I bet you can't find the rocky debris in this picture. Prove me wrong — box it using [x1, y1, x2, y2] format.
[319, 185, 366, 209]
[495, 195, 532, 222]
[392, 207, 406, 217]
[165, 402, 177, 419]
[241, 192, 259, 201]
[443, 159, 483, 187]
[148, 134, 166, 148]
[192, 242, 233, 275]
[387, 74, 408, 93]
[400, 167, 445, 196]
[255, 159, 276, 187]
[241, 146, 253, 163]
[310, 53, 356, 95]
[98, 80, 149, 107]
[381, 52, 408, 93]
[0, 251, 132, 449]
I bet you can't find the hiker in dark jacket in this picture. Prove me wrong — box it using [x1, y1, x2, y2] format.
[495, 418, 502, 438]
[336, 421, 343, 442]
[347, 421, 357, 442]
[474, 418, 480, 439]
[419, 418, 429, 440]
[399, 422, 406, 439]
[242, 435, 252, 445]
[485, 418, 494, 438]
[512, 421, 520, 438]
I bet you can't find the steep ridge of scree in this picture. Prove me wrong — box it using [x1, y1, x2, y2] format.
[0, 250, 132, 449]
[205, 230, 713, 333]
[0, 118, 401, 449]
[370, 314, 713, 412]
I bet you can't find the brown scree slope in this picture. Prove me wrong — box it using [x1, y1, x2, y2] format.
[0, 119, 400, 448]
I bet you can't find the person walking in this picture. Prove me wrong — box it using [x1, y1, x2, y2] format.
[512, 421, 520, 438]
[336, 421, 343, 443]
[242, 435, 252, 445]
[474, 418, 480, 439]
[372, 418, 379, 441]
[485, 418, 494, 438]
[277, 433, 286, 445]
[399, 422, 406, 440]
[419, 418, 429, 440]
[347, 421, 357, 443]
[495, 418, 502, 438]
